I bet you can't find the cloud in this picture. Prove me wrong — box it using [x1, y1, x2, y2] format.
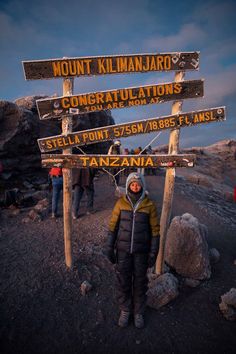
[203, 64, 236, 106]
[0, 11, 66, 56]
[1, 0, 156, 48]
[191, 0, 236, 35]
[144, 23, 206, 52]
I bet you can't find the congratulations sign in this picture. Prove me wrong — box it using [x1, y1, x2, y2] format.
[36, 80, 204, 120]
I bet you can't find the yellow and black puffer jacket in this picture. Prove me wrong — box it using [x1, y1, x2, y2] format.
[108, 173, 160, 254]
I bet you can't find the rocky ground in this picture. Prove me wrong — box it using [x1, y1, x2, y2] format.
[0, 169, 236, 354]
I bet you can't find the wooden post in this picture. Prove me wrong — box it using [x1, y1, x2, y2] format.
[155, 71, 185, 275]
[62, 78, 74, 268]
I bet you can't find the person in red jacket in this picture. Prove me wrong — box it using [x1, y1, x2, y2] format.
[49, 167, 63, 218]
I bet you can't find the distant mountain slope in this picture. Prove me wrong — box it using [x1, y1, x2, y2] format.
[154, 139, 236, 194]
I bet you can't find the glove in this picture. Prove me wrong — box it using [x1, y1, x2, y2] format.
[105, 247, 116, 264]
[148, 254, 156, 268]
[104, 231, 117, 264]
[148, 237, 160, 268]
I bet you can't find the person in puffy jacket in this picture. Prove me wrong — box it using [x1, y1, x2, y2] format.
[105, 172, 160, 329]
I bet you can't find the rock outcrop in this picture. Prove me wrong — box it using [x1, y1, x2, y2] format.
[0, 96, 115, 187]
[219, 288, 236, 321]
[164, 213, 211, 280]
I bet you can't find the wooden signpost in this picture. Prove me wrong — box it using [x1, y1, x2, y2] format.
[36, 80, 204, 120]
[37, 107, 226, 152]
[156, 71, 184, 274]
[62, 78, 73, 268]
[23, 52, 199, 80]
[22, 49, 226, 272]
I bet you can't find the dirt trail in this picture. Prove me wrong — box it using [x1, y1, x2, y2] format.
[0, 173, 236, 354]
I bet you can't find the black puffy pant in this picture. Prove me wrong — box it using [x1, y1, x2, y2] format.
[115, 251, 148, 315]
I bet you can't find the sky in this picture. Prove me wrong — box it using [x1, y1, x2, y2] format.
[0, 0, 236, 150]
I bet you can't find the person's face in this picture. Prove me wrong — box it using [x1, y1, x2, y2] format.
[129, 181, 142, 193]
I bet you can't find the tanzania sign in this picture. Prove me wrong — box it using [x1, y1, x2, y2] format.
[36, 80, 204, 120]
[23, 52, 200, 80]
[41, 154, 196, 169]
[38, 107, 225, 152]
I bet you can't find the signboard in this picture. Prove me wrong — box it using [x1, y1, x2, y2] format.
[36, 80, 204, 120]
[41, 154, 196, 169]
[38, 107, 225, 152]
[23, 52, 200, 80]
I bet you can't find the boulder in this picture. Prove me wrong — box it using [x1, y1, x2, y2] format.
[29, 190, 48, 201]
[24, 198, 49, 222]
[184, 278, 201, 288]
[21, 217, 31, 224]
[164, 213, 211, 280]
[14, 95, 48, 112]
[33, 198, 49, 218]
[28, 209, 42, 222]
[209, 248, 220, 264]
[34, 198, 49, 210]
[219, 288, 236, 321]
[147, 273, 179, 309]
[80, 280, 93, 296]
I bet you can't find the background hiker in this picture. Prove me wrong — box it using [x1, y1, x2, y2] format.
[72, 168, 96, 219]
[49, 167, 63, 218]
[108, 140, 124, 186]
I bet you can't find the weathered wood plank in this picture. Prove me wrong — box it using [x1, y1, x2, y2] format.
[41, 154, 196, 169]
[23, 52, 200, 80]
[36, 80, 204, 120]
[38, 107, 225, 152]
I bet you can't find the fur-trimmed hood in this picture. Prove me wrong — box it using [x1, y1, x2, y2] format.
[125, 172, 146, 202]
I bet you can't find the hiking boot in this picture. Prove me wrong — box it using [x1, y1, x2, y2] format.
[51, 213, 57, 218]
[134, 314, 145, 329]
[118, 311, 130, 328]
[72, 214, 78, 220]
